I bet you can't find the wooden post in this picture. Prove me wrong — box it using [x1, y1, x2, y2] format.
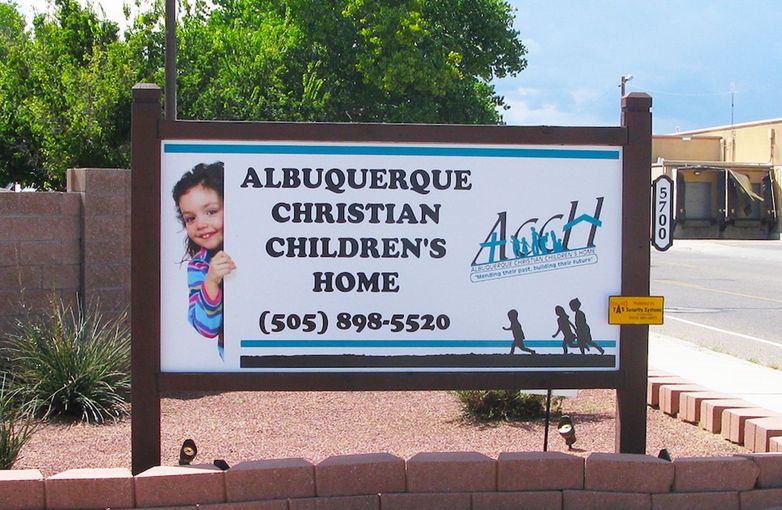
[616, 92, 653, 453]
[131, 84, 163, 474]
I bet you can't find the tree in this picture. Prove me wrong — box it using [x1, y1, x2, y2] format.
[0, 0, 150, 189]
[177, 0, 527, 123]
[0, 0, 526, 189]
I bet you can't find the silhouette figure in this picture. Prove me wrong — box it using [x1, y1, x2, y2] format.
[552, 305, 579, 354]
[531, 228, 542, 256]
[569, 298, 605, 354]
[503, 309, 536, 355]
[550, 231, 564, 253]
[520, 237, 530, 256]
[540, 231, 550, 253]
[511, 235, 522, 258]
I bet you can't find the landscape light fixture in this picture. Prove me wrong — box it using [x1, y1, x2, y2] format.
[658, 448, 672, 462]
[213, 459, 230, 471]
[557, 415, 577, 449]
[179, 439, 197, 465]
[620, 74, 634, 97]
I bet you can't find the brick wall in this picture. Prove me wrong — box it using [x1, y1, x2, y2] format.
[3, 451, 782, 509]
[0, 168, 130, 331]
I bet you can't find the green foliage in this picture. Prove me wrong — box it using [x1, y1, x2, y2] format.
[288, 0, 527, 123]
[453, 390, 562, 422]
[0, 375, 36, 469]
[0, 0, 155, 188]
[0, 0, 526, 188]
[3, 299, 131, 424]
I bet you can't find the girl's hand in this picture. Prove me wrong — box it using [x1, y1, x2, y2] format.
[204, 251, 236, 300]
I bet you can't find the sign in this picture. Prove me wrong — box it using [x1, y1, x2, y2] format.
[652, 175, 674, 251]
[160, 142, 624, 373]
[133, 87, 654, 473]
[608, 296, 664, 325]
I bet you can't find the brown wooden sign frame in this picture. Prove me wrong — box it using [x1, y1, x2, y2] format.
[131, 84, 652, 474]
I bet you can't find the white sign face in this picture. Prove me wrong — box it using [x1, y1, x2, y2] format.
[160, 141, 623, 373]
[652, 175, 674, 251]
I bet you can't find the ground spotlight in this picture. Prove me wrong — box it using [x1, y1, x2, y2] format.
[179, 439, 197, 465]
[557, 415, 576, 450]
[658, 448, 672, 462]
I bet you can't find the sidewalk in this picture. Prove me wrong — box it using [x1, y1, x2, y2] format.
[648, 332, 782, 414]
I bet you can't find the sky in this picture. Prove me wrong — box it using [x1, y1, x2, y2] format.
[15, 0, 782, 134]
[500, 1, 782, 133]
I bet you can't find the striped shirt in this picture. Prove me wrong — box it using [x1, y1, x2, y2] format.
[187, 248, 223, 342]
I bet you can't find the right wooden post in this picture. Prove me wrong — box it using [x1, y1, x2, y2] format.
[617, 92, 653, 453]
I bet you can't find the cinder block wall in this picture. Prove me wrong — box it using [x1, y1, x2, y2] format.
[0, 168, 130, 331]
[0, 191, 81, 330]
[67, 168, 131, 317]
[3, 451, 782, 510]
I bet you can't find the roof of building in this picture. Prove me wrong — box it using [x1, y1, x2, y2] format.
[672, 118, 782, 136]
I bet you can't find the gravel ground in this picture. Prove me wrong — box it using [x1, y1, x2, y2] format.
[15, 389, 747, 477]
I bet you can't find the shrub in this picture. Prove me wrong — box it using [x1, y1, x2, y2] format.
[0, 374, 36, 469]
[4, 299, 130, 424]
[453, 390, 563, 422]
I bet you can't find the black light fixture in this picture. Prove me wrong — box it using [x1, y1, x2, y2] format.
[557, 415, 576, 450]
[658, 448, 672, 462]
[213, 459, 230, 471]
[179, 439, 197, 465]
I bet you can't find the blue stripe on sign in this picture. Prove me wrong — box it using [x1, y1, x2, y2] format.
[240, 339, 617, 348]
[164, 144, 620, 160]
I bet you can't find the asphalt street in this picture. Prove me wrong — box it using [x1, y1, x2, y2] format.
[650, 239, 782, 369]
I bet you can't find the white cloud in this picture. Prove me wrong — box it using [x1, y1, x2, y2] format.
[501, 96, 607, 127]
[569, 88, 603, 106]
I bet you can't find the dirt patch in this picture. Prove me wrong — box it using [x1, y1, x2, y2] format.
[15, 389, 747, 477]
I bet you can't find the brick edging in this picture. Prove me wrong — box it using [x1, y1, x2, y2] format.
[648, 369, 782, 453]
[3, 451, 782, 509]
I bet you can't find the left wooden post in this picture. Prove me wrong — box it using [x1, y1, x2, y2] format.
[131, 84, 162, 475]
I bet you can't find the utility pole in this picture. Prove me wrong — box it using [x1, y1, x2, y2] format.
[620, 74, 633, 97]
[165, 0, 177, 120]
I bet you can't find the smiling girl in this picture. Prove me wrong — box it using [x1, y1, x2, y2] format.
[172, 162, 236, 358]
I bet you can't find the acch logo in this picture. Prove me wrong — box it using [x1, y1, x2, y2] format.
[469, 197, 605, 282]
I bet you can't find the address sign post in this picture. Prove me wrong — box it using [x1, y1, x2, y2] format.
[131, 85, 652, 475]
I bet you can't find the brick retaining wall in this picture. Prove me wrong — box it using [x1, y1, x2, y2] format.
[2, 452, 782, 509]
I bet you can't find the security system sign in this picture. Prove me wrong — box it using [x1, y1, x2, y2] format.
[160, 142, 623, 372]
[608, 296, 664, 325]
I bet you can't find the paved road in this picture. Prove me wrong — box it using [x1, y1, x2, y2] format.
[650, 239, 782, 369]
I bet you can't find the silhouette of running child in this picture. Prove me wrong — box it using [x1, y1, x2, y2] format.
[552, 305, 579, 354]
[503, 309, 536, 355]
[569, 298, 605, 355]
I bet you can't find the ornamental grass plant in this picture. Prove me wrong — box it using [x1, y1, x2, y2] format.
[3, 299, 130, 424]
[0, 374, 35, 469]
[453, 390, 563, 422]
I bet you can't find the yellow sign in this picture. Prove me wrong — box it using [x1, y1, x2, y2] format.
[608, 296, 664, 325]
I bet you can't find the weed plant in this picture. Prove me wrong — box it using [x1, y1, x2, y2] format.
[453, 390, 563, 422]
[0, 374, 35, 469]
[4, 300, 130, 424]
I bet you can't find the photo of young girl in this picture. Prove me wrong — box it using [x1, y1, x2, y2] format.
[172, 161, 236, 359]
